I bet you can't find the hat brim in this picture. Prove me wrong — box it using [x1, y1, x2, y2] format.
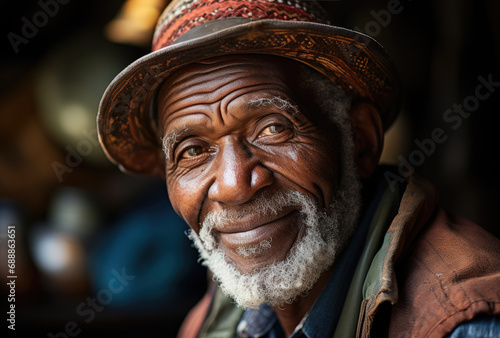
[97, 19, 401, 176]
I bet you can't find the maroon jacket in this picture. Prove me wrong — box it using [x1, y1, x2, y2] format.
[360, 175, 500, 337]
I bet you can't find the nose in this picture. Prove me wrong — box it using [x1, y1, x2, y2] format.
[208, 138, 273, 205]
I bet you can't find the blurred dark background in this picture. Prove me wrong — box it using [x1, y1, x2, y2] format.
[0, 0, 499, 337]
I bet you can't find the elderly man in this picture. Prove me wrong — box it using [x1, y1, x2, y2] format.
[97, 0, 500, 337]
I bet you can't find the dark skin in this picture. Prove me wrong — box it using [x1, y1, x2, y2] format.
[157, 55, 383, 336]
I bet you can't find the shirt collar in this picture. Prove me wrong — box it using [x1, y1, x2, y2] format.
[237, 303, 277, 337]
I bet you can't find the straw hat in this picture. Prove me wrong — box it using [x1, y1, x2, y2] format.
[97, 0, 401, 176]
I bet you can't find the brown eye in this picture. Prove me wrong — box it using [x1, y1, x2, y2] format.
[260, 124, 286, 137]
[182, 146, 204, 158]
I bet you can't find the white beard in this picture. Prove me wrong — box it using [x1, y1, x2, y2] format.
[187, 163, 361, 309]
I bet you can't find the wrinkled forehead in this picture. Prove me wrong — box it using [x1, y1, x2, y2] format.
[156, 54, 301, 123]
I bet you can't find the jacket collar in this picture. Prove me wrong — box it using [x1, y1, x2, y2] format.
[356, 174, 438, 337]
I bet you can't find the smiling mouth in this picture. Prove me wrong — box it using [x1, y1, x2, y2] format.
[217, 210, 300, 248]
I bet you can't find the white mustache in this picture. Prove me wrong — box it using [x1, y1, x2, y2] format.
[202, 190, 304, 230]
[200, 190, 318, 251]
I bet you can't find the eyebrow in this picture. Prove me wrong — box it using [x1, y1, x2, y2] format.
[245, 96, 299, 116]
[162, 127, 191, 161]
[161, 97, 299, 162]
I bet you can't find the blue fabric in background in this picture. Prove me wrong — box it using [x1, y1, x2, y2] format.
[89, 186, 206, 313]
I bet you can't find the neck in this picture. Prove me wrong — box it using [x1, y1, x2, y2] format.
[273, 266, 334, 337]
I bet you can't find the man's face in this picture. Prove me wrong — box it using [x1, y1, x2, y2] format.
[158, 55, 342, 273]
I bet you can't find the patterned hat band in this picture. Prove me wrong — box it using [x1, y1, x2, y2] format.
[153, 0, 331, 51]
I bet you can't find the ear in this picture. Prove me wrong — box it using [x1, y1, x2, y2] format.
[349, 101, 384, 179]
